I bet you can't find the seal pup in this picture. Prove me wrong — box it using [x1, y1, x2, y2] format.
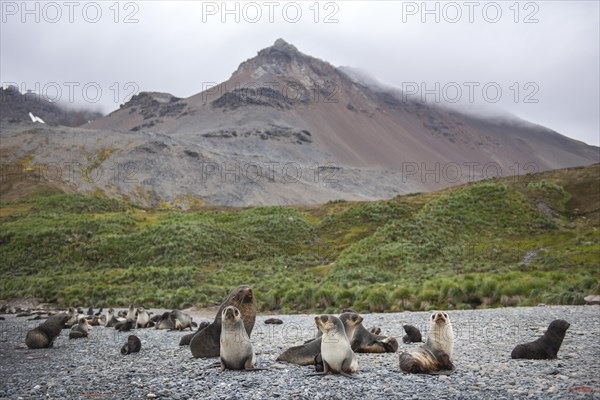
[402, 324, 423, 343]
[155, 312, 175, 330]
[25, 313, 70, 349]
[115, 319, 135, 332]
[399, 312, 455, 374]
[511, 319, 570, 360]
[219, 306, 257, 370]
[338, 308, 397, 352]
[121, 335, 141, 355]
[125, 304, 136, 321]
[69, 318, 91, 339]
[63, 307, 79, 329]
[115, 305, 137, 330]
[190, 285, 257, 358]
[276, 312, 362, 367]
[105, 308, 124, 328]
[170, 310, 193, 331]
[313, 315, 358, 377]
[179, 321, 210, 346]
[90, 314, 106, 326]
[136, 307, 153, 328]
[350, 322, 398, 353]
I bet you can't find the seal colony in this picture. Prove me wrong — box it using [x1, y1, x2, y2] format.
[16, 286, 575, 383]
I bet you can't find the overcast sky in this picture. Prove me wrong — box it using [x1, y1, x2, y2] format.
[1, 1, 598, 146]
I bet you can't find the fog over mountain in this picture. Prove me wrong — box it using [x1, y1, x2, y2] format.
[1, 2, 598, 146]
[2, 39, 597, 207]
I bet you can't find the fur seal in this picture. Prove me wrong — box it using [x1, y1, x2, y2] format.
[179, 321, 210, 346]
[338, 308, 397, 353]
[121, 335, 141, 355]
[90, 314, 106, 326]
[219, 306, 256, 370]
[69, 318, 91, 339]
[63, 307, 78, 329]
[170, 310, 193, 331]
[314, 315, 358, 377]
[25, 313, 70, 349]
[115, 320, 135, 332]
[136, 307, 153, 328]
[399, 312, 455, 374]
[350, 321, 398, 353]
[511, 319, 570, 360]
[105, 308, 123, 328]
[276, 312, 362, 366]
[402, 324, 423, 343]
[264, 318, 283, 325]
[190, 285, 257, 358]
[155, 312, 175, 330]
[126, 304, 136, 321]
[115, 305, 137, 330]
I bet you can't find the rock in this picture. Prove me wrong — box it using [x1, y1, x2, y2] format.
[583, 295, 600, 305]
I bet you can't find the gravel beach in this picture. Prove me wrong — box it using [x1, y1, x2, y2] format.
[1, 306, 598, 399]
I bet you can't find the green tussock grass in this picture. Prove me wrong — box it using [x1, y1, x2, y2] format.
[0, 164, 598, 312]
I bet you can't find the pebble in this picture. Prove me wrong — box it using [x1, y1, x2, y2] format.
[0, 306, 598, 399]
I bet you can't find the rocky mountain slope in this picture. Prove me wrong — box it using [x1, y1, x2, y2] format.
[1, 39, 598, 207]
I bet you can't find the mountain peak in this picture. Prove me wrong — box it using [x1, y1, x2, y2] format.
[272, 38, 296, 51]
[231, 39, 338, 87]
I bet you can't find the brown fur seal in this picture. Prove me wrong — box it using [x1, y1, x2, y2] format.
[69, 318, 91, 339]
[170, 310, 193, 331]
[219, 306, 256, 370]
[339, 308, 395, 353]
[155, 312, 175, 330]
[115, 305, 137, 331]
[90, 314, 107, 326]
[115, 320, 135, 332]
[276, 312, 362, 367]
[135, 307, 153, 328]
[314, 315, 358, 377]
[402, 324, 423, 343]
[121, 335, 141, 355]
[350, 322, 398, 353]
[179, 321, 210, 346]
[105, 308, 123, 328]
[264, 318, 283, 325]
[399, 312, 455, 374]
[126, 304, 136, 321]
[511, 319, 570, 360]
[25, 313, 70, 349]
[190, 285, 257, 358]
[63, 307, 78, 329]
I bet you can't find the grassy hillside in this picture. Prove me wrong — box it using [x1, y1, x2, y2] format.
[0, 164, 598, 313]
